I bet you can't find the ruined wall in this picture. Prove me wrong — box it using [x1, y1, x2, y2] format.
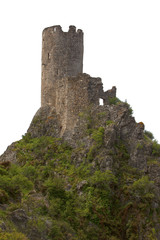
[55, 74, 103, 135]
[41, 25, 117, 136]
[41, 25, 83, 106]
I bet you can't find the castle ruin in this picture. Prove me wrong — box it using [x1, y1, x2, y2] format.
[41, 25, 116, 135]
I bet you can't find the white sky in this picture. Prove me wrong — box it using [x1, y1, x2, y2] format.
[0, 0, 160, 154]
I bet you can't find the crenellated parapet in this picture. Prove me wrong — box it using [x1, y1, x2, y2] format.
[42, 25, 83, 35]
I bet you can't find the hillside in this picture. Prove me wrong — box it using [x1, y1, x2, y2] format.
[0, 25, 160, 240]
[0, 99, 160, 240]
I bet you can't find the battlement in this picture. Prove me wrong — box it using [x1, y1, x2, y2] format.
[42, 25, 83, 35]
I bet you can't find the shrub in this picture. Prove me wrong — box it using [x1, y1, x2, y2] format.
[152, 140, 160, 157]
[12, 175, 33, 195]
[136, 143, 144, 150]
[21, 133, 32, 143]
[0, 189, 9, 204]
[89, 170, 117, 188]
[108, 97, 121, 105]
[21, 165, 37, 181]
[0, 167, 8, 176]
[144, 130, 154, 140]
[0, 176, 14, 192]
[0, 232, 28, 240]
[124, 100, 133, 115]
[130, 176, 155, 202]
[106, 120, 114, 126]
[87, 145, 97, 161]
[43, 177, 66, 200]
[0, 173, 33, 199]
[48, 220, 75, 240]
[92, 127, 104, 147]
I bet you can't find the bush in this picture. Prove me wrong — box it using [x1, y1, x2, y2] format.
[0, 176, 15, 193]
[21, 165, 37, 181]
[92, 127, 104, 147]
[108, 97, 121, 105]
[0, 232, 28, 240]
[43, 177, 66, 200]
[124, 100, 133, 115]
[106, 120, 114, 126]
[87, 145, 97, 161]
[144, 130, 154, 140]
[12, 175, 33, 195]
[89, 170, 117, 188]
[48, 220, 75, 240]
[130, 176, 155, 202]
[0, 189, 9, 204]
[0, 167, 8, 176]
[152, 140, 160, 157]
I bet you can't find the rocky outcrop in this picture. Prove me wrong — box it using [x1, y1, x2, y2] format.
[0, 142, 17, 164]
[0, 100, 155, 175]
[0, 99, 160, 239]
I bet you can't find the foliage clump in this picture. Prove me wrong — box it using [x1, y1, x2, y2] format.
[152, 140, 160, 157]
[106, 120, 114, 126]
[108, 97, 121, 105]
[0, 232, 28, 240]
[0, 132, 158, 239]
[87, 127, 104, 161]
[144, 130, 154, 140]
[124, 100, 133, 115]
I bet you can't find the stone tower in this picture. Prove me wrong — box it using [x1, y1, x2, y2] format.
[41, 25, 83, 106]
[40, 25, 116, 137]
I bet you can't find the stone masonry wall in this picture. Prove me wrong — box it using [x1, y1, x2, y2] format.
[55, 74, 103, 135]
[41, 25, 117, 137]
[41, 25, 83, 106]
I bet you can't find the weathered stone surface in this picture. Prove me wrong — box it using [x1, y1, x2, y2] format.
[41, 25, 117, 138]
[0, 142, 17, 164]
[41, 25, 83, 107]
[10, 209, 29, 228]
[27, 105, 61, 138]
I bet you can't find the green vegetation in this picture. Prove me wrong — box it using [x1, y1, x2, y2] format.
[144, 130, 154, 140]
[0, 133, 158, 239]
[124, 100, 133, 115]
[136, 142, 144, 150]
[0, 232, 29, 240]
[91, 127, 104, 146]
[96, 112, 106, 119]
[152, 140, 160, 157]
[106, 120, 114, 125]
[108, 97, 121, 105]
[87, 127, 104, 160]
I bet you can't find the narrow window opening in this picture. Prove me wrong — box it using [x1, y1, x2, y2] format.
[48, 53, 50, 60]
[54, 27, 57, 32]
[99, 98, 104, 106]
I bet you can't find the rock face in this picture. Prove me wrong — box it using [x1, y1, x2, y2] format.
[27, 100, 154, 174]
[0, 25, 160, 239]
[1, 99, 160, 239]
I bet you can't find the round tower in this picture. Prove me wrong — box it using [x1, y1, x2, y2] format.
[41, 25, 83, 106]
